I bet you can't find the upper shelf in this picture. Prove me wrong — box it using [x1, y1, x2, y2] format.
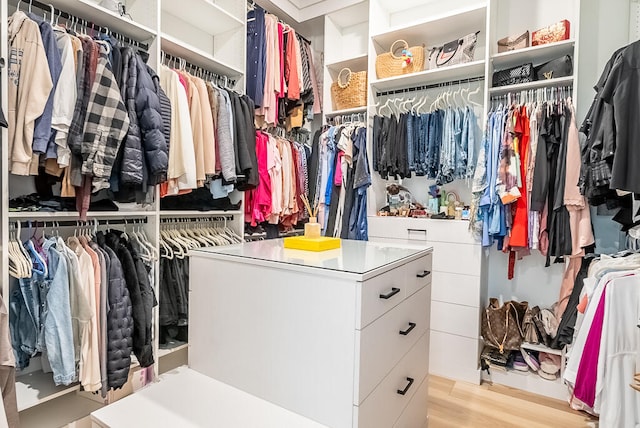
[326, 1, 369, 29]
[161, 0, 243, 36]
[371, 4, 487, 48]
[160, 34, 244, 77]
[45, 0, 156, 41]
[326, 54, 369, 73]
[491, 40, 575, 70]
[16, 371, 80, 412]
[488, 76, 574, 95]
[325, 106, 368, 117]
[371, 60, 486, 94]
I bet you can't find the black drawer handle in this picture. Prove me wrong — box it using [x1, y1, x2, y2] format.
[416, 270, 431, 278]
[399, 322, 417, 336]
[379, 287, 400, 300]
[397, 377, 415, 395]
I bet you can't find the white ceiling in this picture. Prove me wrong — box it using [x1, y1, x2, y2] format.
[288, 0, 325, 7]
[264, 0, 366, 22]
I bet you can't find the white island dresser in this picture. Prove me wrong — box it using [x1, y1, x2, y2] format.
[189, 239, 433, 428]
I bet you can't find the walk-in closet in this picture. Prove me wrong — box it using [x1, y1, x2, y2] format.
[0, 0, 638, 427]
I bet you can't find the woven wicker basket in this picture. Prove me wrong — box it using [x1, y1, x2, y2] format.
[331, 68, 367, 111]
[375, 39, 425, 79]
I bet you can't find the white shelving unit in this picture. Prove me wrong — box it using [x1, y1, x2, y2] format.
[321, 0, 603, 402]
[371, 60, 486, 93]
[0, 0, 246, 426]
[323, 2, 369, 117]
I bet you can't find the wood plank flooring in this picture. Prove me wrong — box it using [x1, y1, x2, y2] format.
[428, 376, 599, 428]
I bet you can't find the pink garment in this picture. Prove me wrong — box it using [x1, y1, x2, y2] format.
[252, 131, 272, 225]
[556, 256, 582, 320]
[176, 71, 189, 93]
[334, 151, 344, 186]
[574, 287, 606, 407]
[277, 23, 285, 98]
[564, 106, 595, 256]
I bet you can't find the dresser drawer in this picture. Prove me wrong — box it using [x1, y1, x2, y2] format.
[355, 332, 429, 428]
[431, 271, 480, 307]
[368, 217, 429, 242]
[356, 286, 430, 404]
[357, 267, 406, 329]
[393, 375, 429, 428]
[428, 242, 482, 276]
[429, 330, 481, 384]
[430, 301, 479, 338]
[404, 254, 432, 297]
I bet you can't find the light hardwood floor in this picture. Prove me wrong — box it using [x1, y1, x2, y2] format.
[428, 376, 598, 428]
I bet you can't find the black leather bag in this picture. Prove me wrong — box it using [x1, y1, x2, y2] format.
[492, 63, 534, 87]
[534, 55, 573, 81]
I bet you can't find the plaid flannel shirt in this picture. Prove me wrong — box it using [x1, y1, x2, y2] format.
[82, 43, 129, 192]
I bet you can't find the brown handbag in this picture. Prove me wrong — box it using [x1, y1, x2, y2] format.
[481, 298, 528, 353]
[497, 31, 530, 53]
[375, 39, 425, 79]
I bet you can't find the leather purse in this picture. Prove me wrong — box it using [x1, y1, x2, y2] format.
[427, 31, 480, 70]
[534, 55, 573, 80]
[532, 20, 571, 46]
[497, 31, 530, 53]
[481, 299, 528, 353]
[492, 63, 534, 87]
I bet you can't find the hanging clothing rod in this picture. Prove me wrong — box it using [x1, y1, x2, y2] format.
[247, 0, 312, 46]
[17, 217, 148, 228]
[22, 0, 149, 51]
[375, 75, 485, 97]
[160, 216, 235, 223]
[161, 51, 237, 88]
[489, 84, 574, 99]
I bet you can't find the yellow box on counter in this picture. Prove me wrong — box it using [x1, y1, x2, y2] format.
[283, 236, 341, 252]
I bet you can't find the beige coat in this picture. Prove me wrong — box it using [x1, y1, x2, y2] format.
[8, 11, 53, 175]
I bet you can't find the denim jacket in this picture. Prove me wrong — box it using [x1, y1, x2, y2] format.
[42, 238, 76, 385]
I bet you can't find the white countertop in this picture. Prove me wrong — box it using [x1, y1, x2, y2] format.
[191, 239, 431, 279]
[91, 366, 328, 428]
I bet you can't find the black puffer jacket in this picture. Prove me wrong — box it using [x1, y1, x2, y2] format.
[97, 232, 133, 390]
[119, 47, 144, 186]
[106, 231, 151, 368]
[127, 239, 157, 368]
[136, 59, 168, 185]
